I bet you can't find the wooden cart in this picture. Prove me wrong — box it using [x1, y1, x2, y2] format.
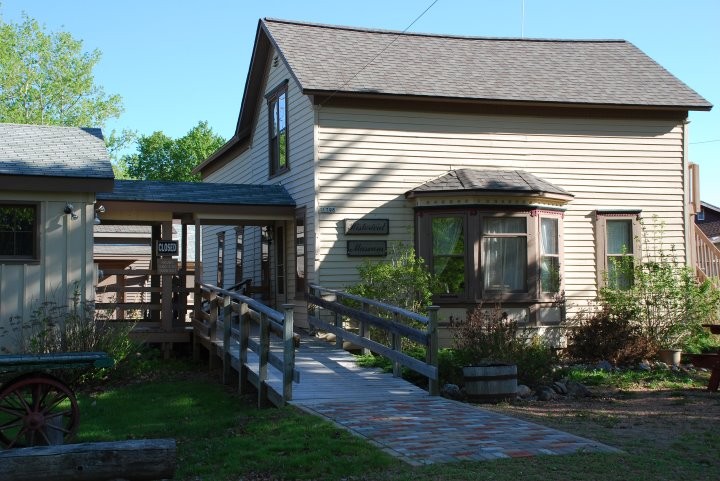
[0, 352, 113, 448]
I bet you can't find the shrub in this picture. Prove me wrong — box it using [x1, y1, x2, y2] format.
[347, 242, 439, 315]
[567, 306, 655, 366]
[16, 287, 136, 376]
[452, 304, 557, 387]
[599, 219, 720, 352]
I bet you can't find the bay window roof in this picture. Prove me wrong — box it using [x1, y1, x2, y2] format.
[405, 169, 574, 204]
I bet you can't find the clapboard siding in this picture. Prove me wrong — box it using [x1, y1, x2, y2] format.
[0, 192, 96, 353]
[202, 47, 316, 309]
[315, 107, 687, 308]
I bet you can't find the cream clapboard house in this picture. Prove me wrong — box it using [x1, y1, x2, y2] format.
[195, 19, 711, 340]
[0, 124, 113, 353]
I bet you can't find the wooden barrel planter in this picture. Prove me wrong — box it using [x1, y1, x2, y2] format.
[463, 363, 517, 403]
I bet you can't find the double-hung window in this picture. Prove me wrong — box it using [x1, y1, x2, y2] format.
[267, 82, 288, 177]
[482, 217, 527, 293]
[596, 211, 641, 290]
[0, 204, 38, 261]
[540, 217, 560, 293]
[217, 232, 224, 288]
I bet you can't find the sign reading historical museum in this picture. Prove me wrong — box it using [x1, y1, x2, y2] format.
[347, 240, 387, 257]
[344, 218, 389, 235]
[155, 240, 178, 257]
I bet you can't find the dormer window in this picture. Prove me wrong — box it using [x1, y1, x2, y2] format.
[267, 81, 289, 177]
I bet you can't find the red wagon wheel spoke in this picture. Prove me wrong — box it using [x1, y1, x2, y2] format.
[0, 373, 79, 448]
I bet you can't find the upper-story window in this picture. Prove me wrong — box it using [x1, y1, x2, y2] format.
[267, 81, 289, 177]
[0, 204, 38, 261]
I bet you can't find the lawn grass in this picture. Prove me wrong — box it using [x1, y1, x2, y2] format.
[75, 359, 720, 481]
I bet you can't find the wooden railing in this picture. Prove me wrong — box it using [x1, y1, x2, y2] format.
[192, 283, 298, 407]
[307, 284, 439, 396]
[694, 224, 720, 284]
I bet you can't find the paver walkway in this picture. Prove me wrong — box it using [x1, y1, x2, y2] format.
[283, 336, 619, 465]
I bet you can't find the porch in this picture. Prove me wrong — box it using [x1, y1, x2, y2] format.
[93, 179, 296, 352]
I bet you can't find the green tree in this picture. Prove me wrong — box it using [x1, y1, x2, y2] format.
[0, 13, 123, 127]
[122, 121, 225, 182]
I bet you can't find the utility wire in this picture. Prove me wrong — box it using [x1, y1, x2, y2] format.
[318, 0, 440, 108]
[690, 139, 720, 145]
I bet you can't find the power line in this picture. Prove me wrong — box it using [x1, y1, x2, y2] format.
[690, 139, 720, 145]
[318, 0, 441, 108]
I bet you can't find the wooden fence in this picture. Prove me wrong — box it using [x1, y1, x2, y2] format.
[192, 283, 299, 407]
[306, 284, 440, 396]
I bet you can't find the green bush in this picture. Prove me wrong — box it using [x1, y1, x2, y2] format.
[16, 287, 137, 378]
[599, 220, 720, 353]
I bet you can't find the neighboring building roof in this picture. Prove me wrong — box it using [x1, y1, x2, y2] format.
[0, 123, 114, 180]
[406, 169, 573, 200]
[263, 19, 711, 110]
[98, 179, 295, 206]
[94, 225, 152, 234]
[696, 201, 720, 240]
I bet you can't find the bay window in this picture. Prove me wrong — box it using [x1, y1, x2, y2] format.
[419, 209, 563, 304]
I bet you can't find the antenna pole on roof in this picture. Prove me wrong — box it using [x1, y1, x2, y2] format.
[521, 0, 525, 38]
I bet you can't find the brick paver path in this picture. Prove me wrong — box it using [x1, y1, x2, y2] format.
[285, 337, 619, 465]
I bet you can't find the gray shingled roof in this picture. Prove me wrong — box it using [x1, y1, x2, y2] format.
[0, 123, 114, 179]
[264, 19, 710, 109]
[98, 180, 295, 206]
[406, 169, 573, 198]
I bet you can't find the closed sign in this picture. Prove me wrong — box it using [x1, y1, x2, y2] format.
[156, 240, 178, 257]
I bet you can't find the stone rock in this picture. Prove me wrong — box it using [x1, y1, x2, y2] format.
[536, 386, 556, 401]
[566, 380, 592, 398]
[595, 360, 613, 371]
[656, 361, 669, 370]
[552, 381, 568, 395]
[440, 383, 464, 401]
[516, 384, 532, 398]
[638, 360, 652, 371]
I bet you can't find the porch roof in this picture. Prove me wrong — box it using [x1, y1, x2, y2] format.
[97, 180, 296, 223]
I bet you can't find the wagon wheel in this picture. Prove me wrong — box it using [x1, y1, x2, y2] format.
[0, 373, 80, 448]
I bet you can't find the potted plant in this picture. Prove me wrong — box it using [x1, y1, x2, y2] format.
[452, 305, 520, 402]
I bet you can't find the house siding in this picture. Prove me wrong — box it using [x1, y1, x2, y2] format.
[202, 47, 316, 322]
[315, 106, 687, 314]
[0, 191, 96, 353]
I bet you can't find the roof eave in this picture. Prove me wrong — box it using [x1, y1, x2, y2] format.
[405, 189, 574, 203]
[306, 89, 712, 112]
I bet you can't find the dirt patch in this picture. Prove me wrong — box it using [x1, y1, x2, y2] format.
[484, 386, 720, 450]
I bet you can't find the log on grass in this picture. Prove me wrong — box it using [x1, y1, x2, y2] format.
[0, 438, 176, 481]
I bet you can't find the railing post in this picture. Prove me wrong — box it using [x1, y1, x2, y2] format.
[208, 293, 218, 370]
[427, 306, 440, 396]
[258, 312, 270, 408]
[222, 295, 232, 385]
[192, 283, 201, 361]
[333, 292, 343, 349]
[392, 312, 401, 377]
[238, 301, 251, 394]
[282, 304, 295, 402]
[360, 301, 370, 356]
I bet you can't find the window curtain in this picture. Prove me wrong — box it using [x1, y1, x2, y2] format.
[483, 218, 526, 291]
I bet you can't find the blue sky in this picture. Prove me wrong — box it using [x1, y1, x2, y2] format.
[2, 0, 719, 203]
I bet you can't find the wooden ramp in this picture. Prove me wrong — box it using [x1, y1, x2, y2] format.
[207, 332, 430, 405]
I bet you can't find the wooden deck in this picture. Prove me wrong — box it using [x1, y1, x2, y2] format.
[204, 331, 430, 406]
